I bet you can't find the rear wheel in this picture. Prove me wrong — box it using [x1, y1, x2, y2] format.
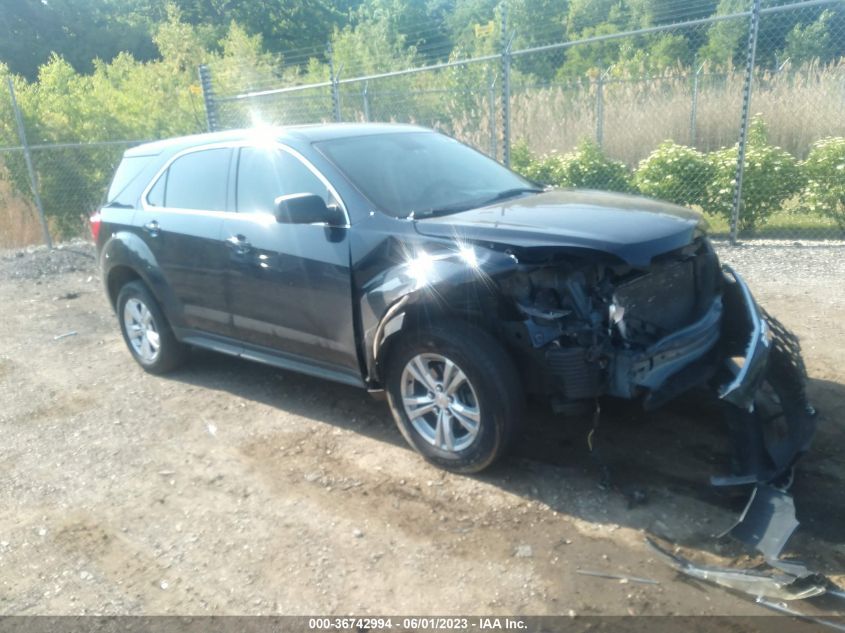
[117, 281, 187, 374]
[385, 320, 523, 473]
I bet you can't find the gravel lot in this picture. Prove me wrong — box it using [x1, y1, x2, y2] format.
[1, 239, 844, 616]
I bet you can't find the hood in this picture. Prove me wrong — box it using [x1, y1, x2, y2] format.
[412, 189, 705, 267]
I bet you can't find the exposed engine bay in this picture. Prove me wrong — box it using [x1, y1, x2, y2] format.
[496, 238, 724, 403]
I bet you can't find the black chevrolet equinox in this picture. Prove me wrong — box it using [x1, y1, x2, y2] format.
[95, 123, 813, 476]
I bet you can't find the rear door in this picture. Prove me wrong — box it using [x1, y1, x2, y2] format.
[221, 144, 359, 375]
[137, 146, 233, 337]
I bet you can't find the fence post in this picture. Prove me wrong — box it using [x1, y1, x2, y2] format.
[500, 3, 512, 167]
[6, 77, 52, 249]
[328, 43, 342, 123]
[198, 65, 218, 132]
[690, 63, 703, 146]
[595, 75, 605, 148]
[730, 0, 762, 244]
[362, 82, 370, 122]
[487, 67, 497, 160]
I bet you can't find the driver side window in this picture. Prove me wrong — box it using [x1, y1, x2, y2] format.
[236, 146, 328, 214]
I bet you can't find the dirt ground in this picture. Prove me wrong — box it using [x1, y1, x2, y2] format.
[1, 240, 844, 617]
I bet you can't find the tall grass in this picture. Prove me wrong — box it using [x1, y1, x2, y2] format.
[497, 61, 845, 166]
[0, 173, 44, 249]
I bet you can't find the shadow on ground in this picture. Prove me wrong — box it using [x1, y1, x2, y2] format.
[167, 349, 845, 576]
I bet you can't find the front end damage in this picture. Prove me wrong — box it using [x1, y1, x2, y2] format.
[491, 238, 818, 559]
[483, 236, 827, 601]
[495, 238, 816, 489]
[493, 237, 727, 407]
[364, 233, 817, 561]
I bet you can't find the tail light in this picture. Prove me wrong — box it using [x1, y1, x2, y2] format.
[89, 211, 102, 241]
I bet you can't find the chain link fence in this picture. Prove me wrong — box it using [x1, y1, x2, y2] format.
[1, 0, 843, 249]
[0, 138, 145, 249]
[0, 147, 42, 249]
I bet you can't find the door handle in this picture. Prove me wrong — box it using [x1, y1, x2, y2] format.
[142, 220, 160, 237]
[226, 234, 252, 254]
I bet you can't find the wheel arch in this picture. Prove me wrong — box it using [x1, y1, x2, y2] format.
[100, 231, 183, 329]
[358, 242, 522, 388]
[370, 281, 516, 388]
[106, 265, 143, 309]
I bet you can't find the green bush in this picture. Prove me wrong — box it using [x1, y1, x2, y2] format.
[705, 117, 804, 234]
[509, 141, 562, 186]
[633, 141, 713, 208]
[800, 137, 845, 231]
[509, 141, 534, 176]
[556, 141, 632, 192]
[510, 140, 631, 192]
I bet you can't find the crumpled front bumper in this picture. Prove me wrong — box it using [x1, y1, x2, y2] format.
[718, 265, 772, 410]
[714, 264, 816, 487]
[609, 296, 723, 400]
[608, 265, 774, 408]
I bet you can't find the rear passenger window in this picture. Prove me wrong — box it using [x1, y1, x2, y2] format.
[163, 148, 231, 211]
[237, 147, 328, 214]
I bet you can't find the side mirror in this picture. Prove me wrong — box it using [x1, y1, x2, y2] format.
[274, 193, 344, 226]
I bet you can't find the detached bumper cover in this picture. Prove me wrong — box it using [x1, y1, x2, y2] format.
[714, 266, 816, 486]
[718, 265, 771, 410]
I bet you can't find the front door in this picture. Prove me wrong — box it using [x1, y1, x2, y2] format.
[222, 145, 359, 375]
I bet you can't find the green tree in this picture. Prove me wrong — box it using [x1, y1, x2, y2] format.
[698, 0, 747, 66]
[0, 10, 210, 236]
[331, 16, 419, 77]
[556, 0, 633, 78]
[170, 0, 351, 63]
[782, 10, 840, 66]
[508, 0, 570, 81]
[0, 0, 157, 80]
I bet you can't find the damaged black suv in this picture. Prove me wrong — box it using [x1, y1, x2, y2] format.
[95, 124, 815, 477]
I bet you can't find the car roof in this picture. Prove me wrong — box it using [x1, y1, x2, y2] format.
[124, 123, 432, 157]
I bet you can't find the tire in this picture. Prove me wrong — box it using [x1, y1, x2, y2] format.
[116, 280, 187, 374]
[385, 320, 524, 473]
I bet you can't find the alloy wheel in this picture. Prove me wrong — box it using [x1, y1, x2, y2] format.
[123, 297, 161, 364]
[400, 353, 481, 452]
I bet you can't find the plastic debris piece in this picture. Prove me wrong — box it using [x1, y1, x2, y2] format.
[646, 537, 826, 601]
[576, 569, 659, 585]
[724, 484, 800, 560]
[766, 557, 814, 579]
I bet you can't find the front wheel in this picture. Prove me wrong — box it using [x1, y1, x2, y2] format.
[385, 320, 524, 473]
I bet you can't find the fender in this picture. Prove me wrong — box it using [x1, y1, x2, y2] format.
[359, 243, 519, 384]
[100, 231, 186, 330]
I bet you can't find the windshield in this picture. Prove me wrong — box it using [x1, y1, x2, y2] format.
[316, 132, 538, 218]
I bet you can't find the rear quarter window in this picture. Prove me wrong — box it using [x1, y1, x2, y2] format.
[107, 156, 156, 206]
[146, 171, 166, 207]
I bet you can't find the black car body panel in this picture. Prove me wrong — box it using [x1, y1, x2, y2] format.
[413, 189, 705, 268]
